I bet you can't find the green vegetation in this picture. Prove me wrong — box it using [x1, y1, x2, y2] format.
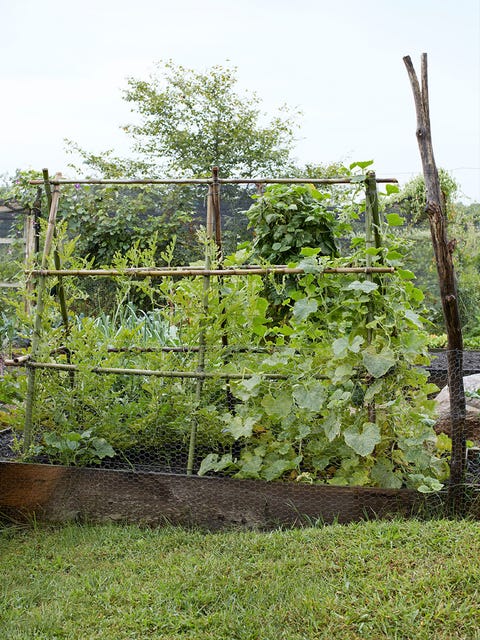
[70, 60, 299, 179]
[389, 171, 480, 339]
[1, 175, 448, 490]
[1, 519, 479, 639]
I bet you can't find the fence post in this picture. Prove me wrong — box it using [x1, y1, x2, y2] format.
[23, 176, 61, 452]
[364, 172, 382, 423]
[187, 177, 214, 474]
[404, 54, 466, 514]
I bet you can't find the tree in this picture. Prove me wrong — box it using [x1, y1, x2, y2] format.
[387, 169, 458, 223]
[121, 61, 299, 178]
[69, 61, 299, 180]
[60, 61, 302, 271]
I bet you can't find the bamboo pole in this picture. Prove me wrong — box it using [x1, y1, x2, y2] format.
[211, 168, 236, 413]
[30, 177, 399, 186]
[29, 266, 396, 278]
[24, 361, 292, 379]
[23, 176, 62, 451]
[43, 170, 74, 387]
[364, 173, 383, 422]
[43, 171, 69, 330]
[187, 182, 214, 475]
[404, 53, 466, 515]
[365, 171, 382, 252]
[24, 188, 40, 314]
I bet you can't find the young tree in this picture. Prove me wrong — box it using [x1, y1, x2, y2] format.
[69, 61, 299, 179]
[121, 61, 299, 178]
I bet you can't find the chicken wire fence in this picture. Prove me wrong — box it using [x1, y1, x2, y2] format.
[0, 171, 478, 521]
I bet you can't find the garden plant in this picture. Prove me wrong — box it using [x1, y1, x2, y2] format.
[0, 166, 450, 494]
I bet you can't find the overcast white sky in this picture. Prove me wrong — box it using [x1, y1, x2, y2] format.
[1, 0, 479, 200]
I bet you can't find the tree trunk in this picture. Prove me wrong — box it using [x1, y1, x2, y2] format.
[403, 53, 466, 514]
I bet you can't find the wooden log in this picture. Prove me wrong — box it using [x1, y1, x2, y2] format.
[403, 53, 466, 513]
[29, 177, 399, 186]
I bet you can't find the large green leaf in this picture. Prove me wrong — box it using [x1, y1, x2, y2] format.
[262, 456, 302, 481]
[362, 348, 396, 378]
[293, 382, 326, 412]
[371, 458, 403, 488]
[332, 337, 349, 357]
[92, 438, 116, 459]
[323, 413, 341, 441]
[344, 422, 381, 456]
[385, 213, 405, 226]
[224, 415, 258, 439]
[292, 298, 318, 322]
[261, 393, 292, 417]
[347, 280, 378, 293]
[198, 453, 233, 476]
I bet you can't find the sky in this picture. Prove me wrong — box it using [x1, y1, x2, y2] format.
[1, 0, 479, 201]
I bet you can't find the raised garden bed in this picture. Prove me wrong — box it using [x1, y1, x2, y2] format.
[0, 461, 434, 530]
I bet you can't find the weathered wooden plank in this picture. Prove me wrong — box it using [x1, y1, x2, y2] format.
[0, 462, 427, 529]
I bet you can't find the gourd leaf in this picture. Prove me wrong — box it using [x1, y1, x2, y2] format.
[293, 382, 326, 412]
[362, 348, 396, 378]
[344, 422, 381, 456]
[292, 298, 318, 322]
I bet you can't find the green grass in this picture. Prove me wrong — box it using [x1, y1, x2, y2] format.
[1, 519, 479, 639]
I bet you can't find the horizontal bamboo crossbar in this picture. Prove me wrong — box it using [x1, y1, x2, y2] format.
[29, 266, 395, 278]
[22, 361, 291, 380]
[30, 177, 398, 186]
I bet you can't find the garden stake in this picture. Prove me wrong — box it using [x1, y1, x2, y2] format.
[30, 266, 396, 278]
[187, 183, 214, 475]
[211, 167, 236, 413]
[364, 173, 380, 423]
[404, 53, 467, 515]
[23, 176, 62, 451]
[43, 169, 74, 387]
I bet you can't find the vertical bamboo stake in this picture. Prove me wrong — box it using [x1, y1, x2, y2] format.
[24, 188, 41, 315]
[24, 175, 62, 451]
[42, 170, 74, 388]
[43, 170, 70, 335]
[404, 53, 466, 514]
[365, 171, 382, 252]
[211, 167, 235, 412]
[187, 182, 214, 474]
[364, 173, 381, 422]
[212, 167, 222, 260]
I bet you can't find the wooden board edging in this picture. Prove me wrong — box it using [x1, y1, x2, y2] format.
[0, 462, 432, 529]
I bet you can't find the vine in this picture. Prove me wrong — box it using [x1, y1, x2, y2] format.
[1, 176, 448, 489]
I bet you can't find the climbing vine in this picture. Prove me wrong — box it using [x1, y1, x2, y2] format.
[1, 177, 448, 490]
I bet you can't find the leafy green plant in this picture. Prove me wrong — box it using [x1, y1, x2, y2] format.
[246, 184, 340, 263]
[34, 430, 115, 466]
[4, 171, 449, 491]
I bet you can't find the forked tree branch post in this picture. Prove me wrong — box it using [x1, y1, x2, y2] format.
[403, 53, 466, 514]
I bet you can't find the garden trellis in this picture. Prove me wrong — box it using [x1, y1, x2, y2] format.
[2, 167, 462, 508]
[11, 169, 397, 476]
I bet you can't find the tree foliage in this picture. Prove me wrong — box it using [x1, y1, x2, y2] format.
[120, 60, 299, 178]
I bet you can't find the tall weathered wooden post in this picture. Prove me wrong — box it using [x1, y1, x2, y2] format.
[403, 53, 466, 514]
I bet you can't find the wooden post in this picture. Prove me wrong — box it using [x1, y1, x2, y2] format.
[43, 170, 70, 336]
[403, 53, 466, 514]
[24, 176, 62, 451]
[212, 167, 222, 261]
[187, 182, 214, 475]
[24, 187, 41, 315]
[364, 172, 382, 422]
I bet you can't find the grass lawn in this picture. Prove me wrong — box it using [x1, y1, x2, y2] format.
[1, 519, 479, 639]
